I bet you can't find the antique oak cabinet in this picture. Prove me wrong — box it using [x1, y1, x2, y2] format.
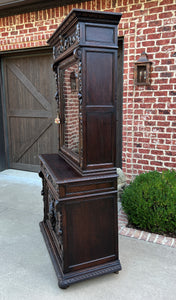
[39, 9, 122, 288]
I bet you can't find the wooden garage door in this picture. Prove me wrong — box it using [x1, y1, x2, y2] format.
[3, 51, 58, 171]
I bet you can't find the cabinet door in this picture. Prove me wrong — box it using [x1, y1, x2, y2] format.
[59, 56, 80, 166]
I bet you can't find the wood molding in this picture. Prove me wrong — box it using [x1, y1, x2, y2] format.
[0, 46, 52, 57]
[0, 0, 90, 17]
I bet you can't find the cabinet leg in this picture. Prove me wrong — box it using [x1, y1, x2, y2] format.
[58, 280, 69, 289]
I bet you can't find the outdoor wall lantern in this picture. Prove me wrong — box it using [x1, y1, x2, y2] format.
[134, 52, 152, 86]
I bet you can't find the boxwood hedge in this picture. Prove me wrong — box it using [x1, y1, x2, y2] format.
[121, 170, 176, 236]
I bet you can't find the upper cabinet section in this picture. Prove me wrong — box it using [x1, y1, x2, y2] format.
[48, 9, 122, 176]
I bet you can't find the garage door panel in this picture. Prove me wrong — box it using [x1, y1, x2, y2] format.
[3, 51, 57, 171]
[6, 62, 51, 111]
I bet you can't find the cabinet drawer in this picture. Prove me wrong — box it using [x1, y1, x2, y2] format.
[65, 179, 117, 197]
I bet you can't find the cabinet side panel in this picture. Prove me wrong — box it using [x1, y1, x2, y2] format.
[64, 195, 118, 272]
[85, 24, 115, 44]
[86, 111, 115, 165]
[85, 51, 114, 106]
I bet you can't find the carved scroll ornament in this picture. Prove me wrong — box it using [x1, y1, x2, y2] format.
[53, 24, 80, 60]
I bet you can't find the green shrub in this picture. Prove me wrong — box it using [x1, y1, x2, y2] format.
[121, 170, 176, 236]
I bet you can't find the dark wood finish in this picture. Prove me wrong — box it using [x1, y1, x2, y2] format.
[39, 154, 121, 288]
[0, 59, 6, 171]
[117, 38, 124, 169]
[39, 9, 122, 288]
[47, 9, 122, 176]
[3, 51, 58, 171]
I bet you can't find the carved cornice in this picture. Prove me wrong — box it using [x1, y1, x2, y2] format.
[53, 24, 80, 60]
[48, 9, 122, 47]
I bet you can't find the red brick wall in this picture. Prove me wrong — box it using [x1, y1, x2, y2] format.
[0, 0, 176, 180]
[63, 64, 79, 154]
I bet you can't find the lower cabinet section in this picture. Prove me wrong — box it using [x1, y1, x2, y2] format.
[40, 221, 121, 289]
[39, 154, 121, 288]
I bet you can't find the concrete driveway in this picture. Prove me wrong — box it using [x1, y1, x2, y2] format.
[0, 169, 176, 300]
